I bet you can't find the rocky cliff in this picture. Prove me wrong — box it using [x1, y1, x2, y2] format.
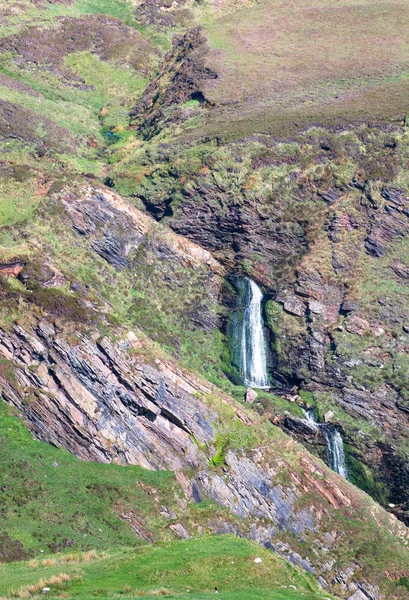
[1, 317, 409, 600]
[130, 121, 409, 526]
[2, 1, 409, 598]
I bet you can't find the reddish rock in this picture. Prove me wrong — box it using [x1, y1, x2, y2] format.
[345, 316, 370, 336]
[0, 262, 24, 277]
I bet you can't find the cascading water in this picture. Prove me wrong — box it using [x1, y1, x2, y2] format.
[322, 428, 349, 479]
[302, 408, 348, 479]
[229, 277, 269, 388]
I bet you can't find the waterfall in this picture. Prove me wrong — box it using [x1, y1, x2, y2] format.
[302, 408, 348, 479]
[322, 428, 349, 479]
[230, 277, 269, 388]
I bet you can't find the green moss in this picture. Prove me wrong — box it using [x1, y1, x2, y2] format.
[208, 436, 229, 467]
[344, 446, 388, 505]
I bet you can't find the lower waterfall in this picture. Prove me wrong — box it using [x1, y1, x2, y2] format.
[303, 408, 348, 479]
[230, 277, 269, 388]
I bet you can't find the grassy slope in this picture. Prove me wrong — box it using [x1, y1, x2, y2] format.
[201, 0, 409, 139]
[0, 399, 186, 556]
[1, 1, 409, 598]
[0, 537, 329, 600]
[0, 402, 331, 600]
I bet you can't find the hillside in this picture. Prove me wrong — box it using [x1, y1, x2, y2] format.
[1, 1, 409, 599]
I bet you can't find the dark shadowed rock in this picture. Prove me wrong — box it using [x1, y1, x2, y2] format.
[365, 236, 387, 257]
[284, 416, 319, 437]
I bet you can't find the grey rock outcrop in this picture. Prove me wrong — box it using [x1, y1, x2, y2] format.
[0, 321, 407, 598]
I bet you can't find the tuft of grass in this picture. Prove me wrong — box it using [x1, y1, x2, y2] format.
[0, 179, 41, 229]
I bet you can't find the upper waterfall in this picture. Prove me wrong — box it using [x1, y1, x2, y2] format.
[230, 277, 269, 388]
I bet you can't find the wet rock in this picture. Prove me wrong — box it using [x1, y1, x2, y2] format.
[324, 410, 334, 423]
[284, 416, 319, 437]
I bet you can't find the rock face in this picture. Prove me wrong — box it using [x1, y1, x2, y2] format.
[139, 129, 409, 523]
[284, 415, 319, 438]
[1, 321, 408, 598]
[60, 185, 223, 278]
[55, 184, 224, 341]
[130, 27, 217, 139]
[265, 184, 409, 523]
[0, 322, 214, 470]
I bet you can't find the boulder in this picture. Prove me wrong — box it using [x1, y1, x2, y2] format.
[324, 410, 334, 423]
[283, 296, 305, 317]
[345, 316, 370, 336]
[245, 388, 258, 403]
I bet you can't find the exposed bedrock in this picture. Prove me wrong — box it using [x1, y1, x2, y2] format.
[0, 322, 408, 599]
[267, 185, 409, 523]
[137, 139, 409, 522]
[0, 322, 215, 470]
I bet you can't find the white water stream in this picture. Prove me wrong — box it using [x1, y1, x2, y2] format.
[230, 277, 269, 388]
[240, 279, 269, 388]
[303, 408, 348, 479]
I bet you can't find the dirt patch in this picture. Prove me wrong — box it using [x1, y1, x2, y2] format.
[0, 533, 31, 563]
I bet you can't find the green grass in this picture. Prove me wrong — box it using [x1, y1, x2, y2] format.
[0, 399, 191, 558]
[199, 0, 409, 139]
[0, 401, 331, 600]
[0, 178, 41, 229]
[0, 536, 330, 600]
[0, 51, 146, 138]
